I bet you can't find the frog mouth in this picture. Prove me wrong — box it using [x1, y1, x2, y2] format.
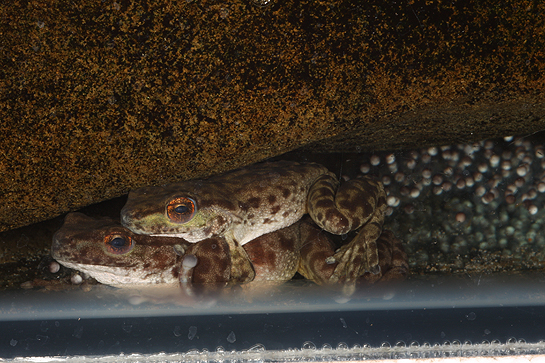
[54, 260, 179, 286]
[150, 233, 201, 242]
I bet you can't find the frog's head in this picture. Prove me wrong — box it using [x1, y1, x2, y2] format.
[52, 212, 183, 286]
[120, 183, 233, 241]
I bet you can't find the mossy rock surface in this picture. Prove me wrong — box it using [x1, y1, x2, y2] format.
[1, 0, 544, 231]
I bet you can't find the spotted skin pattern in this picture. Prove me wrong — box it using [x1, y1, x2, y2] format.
[121, 161, 388, 294]
[51, 213, 407, 301]
[307, 175, 387, 294]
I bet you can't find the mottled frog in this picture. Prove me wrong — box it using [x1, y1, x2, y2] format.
[121, 161, 387, 293]
[52, 213, 407, 300]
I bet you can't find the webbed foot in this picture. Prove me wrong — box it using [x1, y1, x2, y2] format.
[308, 174, 387, 295]
[328, 234, 380, 296]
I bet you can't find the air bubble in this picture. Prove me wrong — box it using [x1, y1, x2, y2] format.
[507, 337, 517, 344]
[226, 331, 236, 343]
[302, 341, 316, 350]
[395, 341, 406, 347]
[381, 342, 391, 348]
[466, 312, 476, 320]
[216, 346, 225, 353]
[336, 342, 348, 350]
[409, 341, 420, 347]
[321, 343, 332, 350]
[248, 343, 266, 352]
[188, 326, 197, 340]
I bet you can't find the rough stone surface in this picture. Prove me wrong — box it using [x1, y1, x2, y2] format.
[1, 0, 545, 231]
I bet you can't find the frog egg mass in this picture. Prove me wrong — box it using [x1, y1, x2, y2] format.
[356, 134, 545, 273]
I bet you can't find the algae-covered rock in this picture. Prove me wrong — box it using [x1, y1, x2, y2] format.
[1, 0, 544, 231]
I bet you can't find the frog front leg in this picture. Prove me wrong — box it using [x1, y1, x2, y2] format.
[307, 174, 386, 294]
[224, 234, 256, 284]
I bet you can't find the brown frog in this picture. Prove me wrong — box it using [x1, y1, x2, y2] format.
[120, 161, 387, 294]
[52, 213, 407, 301]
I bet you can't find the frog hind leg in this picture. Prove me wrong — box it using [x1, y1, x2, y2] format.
[243, 226, 300, 282]
[296, 221, 337, 285]
[372, 230, 409, 283]
[307, 175, 386, 290]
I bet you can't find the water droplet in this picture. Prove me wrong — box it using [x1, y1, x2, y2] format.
[121, 322, 133, 333]
[302, 341, 316, 350]
[227, 331, 236, 343]
[188, 326, 197, 340]
[337, 342, 348, 350]
[507, 337, 517, 344]
[248, 343, 266, 352]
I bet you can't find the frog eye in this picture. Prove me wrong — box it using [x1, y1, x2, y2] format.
[167, 197, 196, 223]
[104, 234, 134, 255]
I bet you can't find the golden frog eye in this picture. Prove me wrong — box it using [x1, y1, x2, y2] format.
[167, 197, 196, 223]
[104, 234, 134, 255]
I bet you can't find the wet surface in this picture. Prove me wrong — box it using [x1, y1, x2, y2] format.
[3, 133, 545, 292]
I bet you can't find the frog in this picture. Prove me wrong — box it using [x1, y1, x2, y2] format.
[52, 213, 407, 301]
[120, 160, 387, 294]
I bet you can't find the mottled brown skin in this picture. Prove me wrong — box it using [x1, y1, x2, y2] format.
[52, 213, 407, 301]
[307, 174, 387, 295]
[52, 213, 188, 286]
[121, 160, 387, 294]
